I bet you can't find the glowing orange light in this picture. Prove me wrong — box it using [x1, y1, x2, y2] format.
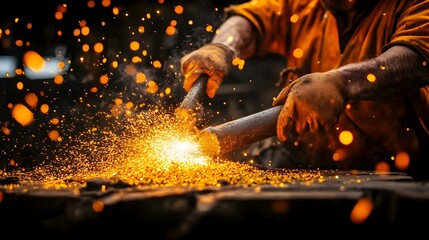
[232, 58, 240, 65]
[57, 4, 67, 13]
[332, 148, 346, 161]
[1, 126, 11, 135]
[57, 61, 66, 70]
[339, 130, 353, 145]
[114, 98, 123, 105]
[131, 56, 142, 63]
[48, 130, 60, 141]
[24, 93, 38, 108]
[101, 0, 111, 7]
[87, 0, 95, 8]
[375, 161, 390, 173]
[82, 44, 90, 52]
[40, 104, 49, 114]
[394, 151, 410, 171]
[136, 72, 147, 83]
[15, 68, 23, 75]
[79, 20, 87, 27]
[166, 26, 176, 35]
[15, 40, 23, 47]
[138, 26, 145, 33]
[112, 7, 119, 15]
[16, 82, 24, 90]
[237, 59, 245, 70]
[100, 74, 109, 85]
[81, 26, 90, 36]
[367, 73, 376, 82]
[174, 5, 184, 14]
[23, 50, 45, 72]
[130, 41, 140, 51]
[50, 118, 60, 125]
[55, 12, 63, 20]
[11, 103, 34, 126]
[165, 87, 171, 95]
[73, 29, 81, 36]
[54, 74, 64, 85]
[26, 23, 32, 29]
[293, 48, 304, 58]
[290, 14, 299, 23]
[92, 200, 105, 212]
[350, 197, 373, 224]
[112, 61, 118, 68]
[146, 80, 159, 93]
[345, 103, 351, 110]
[205, 25, 213, 32]
[94, 42, 104, 53]
[153, 60, 162, 68]
[125, 102, 133, 109]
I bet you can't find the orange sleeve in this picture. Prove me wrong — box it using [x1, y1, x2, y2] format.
[383, 0, 429, 64]
[224, 0, 288, 56]
[382, 0, 429, 135]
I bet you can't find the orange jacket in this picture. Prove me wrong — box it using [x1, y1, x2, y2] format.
[226, 0, 429, 169]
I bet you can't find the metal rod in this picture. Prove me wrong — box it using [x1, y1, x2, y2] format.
[179, 75, 208, 112]
[203, 105, 282, 155]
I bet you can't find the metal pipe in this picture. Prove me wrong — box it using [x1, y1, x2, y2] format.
[178, 75, 207, 113]
[175, 75, 208, 127]
[203, 105, 282, 155]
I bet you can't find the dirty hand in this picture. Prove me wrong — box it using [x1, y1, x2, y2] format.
[272, 71, 347, 141]
[180, 43, 234, 98]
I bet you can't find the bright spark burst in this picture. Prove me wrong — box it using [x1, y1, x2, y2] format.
[159, 139, 209, 166]
[1, 106, 323, 188]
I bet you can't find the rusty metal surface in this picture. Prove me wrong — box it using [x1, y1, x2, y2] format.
[0, 170, 428, 237]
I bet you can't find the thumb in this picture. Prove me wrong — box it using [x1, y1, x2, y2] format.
[272, 83, 293, 106]
[206, 75, 223, 98]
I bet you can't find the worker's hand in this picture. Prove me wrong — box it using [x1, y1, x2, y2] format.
[180, 43, 234, 98]
[272, 70, 347, 141]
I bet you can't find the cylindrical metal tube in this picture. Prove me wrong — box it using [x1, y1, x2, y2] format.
[179, 75, 207, 112]
[203, 105, 282, 155]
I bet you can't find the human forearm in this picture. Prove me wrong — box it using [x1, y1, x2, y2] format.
[339, 45, 429, 101]
[211, 15, 258, 59]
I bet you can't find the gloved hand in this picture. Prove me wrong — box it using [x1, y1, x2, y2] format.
[272, 70, 347, 141]
[180, 43, 234, 98]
